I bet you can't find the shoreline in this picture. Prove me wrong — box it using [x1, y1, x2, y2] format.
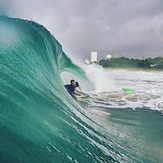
[103, 67, 163, 72]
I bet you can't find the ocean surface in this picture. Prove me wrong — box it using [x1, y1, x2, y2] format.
[0, 16, 163, 163]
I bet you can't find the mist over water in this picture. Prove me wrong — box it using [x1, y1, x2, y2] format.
[82, 64, 117, 92]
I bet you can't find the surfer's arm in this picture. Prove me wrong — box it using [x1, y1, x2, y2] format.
[76, 82, 82, 92]
[78, 86, 82, 92]
[74, 90, 83, 96]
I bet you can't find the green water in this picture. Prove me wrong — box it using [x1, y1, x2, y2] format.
[0, 16, 163, 163]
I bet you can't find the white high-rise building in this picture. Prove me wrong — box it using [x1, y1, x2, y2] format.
[91, 52, 98, 62]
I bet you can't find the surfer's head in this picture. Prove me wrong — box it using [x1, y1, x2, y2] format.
[70, 80, 76, 86]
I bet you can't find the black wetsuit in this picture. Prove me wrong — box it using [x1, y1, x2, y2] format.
[65, 82, 79, 93]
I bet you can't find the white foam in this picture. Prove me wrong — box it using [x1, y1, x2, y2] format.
[82, 64, 117, 92]
[86, 68, 163, 112]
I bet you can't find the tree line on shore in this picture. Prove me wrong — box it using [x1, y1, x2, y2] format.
[99, 57, 163, 69]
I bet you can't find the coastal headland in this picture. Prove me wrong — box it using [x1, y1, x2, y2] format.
[98, 57, 163, 70]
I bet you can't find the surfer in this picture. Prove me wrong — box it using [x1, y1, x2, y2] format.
[65, 80, 83, 96]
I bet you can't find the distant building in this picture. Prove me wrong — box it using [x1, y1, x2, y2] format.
[106, 54, 112, 60]
[91, 52, 98, 62]
[85, 59, 90, 64]
[150, 64, 157, 67]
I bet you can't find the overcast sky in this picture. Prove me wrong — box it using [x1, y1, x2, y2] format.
[1, 0, 163, 61]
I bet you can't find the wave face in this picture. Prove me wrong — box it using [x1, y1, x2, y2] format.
[0, 16, 130, 163]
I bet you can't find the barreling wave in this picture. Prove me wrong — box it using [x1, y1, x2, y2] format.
[0, 16, 136, 162]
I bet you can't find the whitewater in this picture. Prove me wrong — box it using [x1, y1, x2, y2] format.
[83, 65, 163, 112]
[0, 16, 163, 163]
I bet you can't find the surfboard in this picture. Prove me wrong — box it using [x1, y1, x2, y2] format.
[122, 88, 134, 92]
[73, 91, 90, 98]
[65, 87, 90, 99]
[71, 91, 90, 99]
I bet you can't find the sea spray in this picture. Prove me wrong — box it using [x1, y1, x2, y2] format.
[82, 64, 117, 92]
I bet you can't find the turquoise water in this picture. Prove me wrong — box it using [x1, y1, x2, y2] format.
[0, 16, 163, 163]
[86, 105, 163, 163]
